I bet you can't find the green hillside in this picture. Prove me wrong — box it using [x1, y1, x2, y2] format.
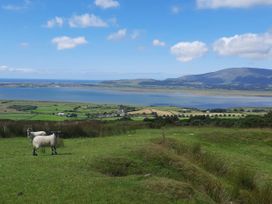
[1, 127, 271, 203]
[102, 68, 272, 91]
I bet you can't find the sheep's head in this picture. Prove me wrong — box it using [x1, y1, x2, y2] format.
[49, 131, 61, 137]
[27, 128, 31, 138]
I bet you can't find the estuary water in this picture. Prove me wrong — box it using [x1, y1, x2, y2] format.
[0, 87, 272, 108]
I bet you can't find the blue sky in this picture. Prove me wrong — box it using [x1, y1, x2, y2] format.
[0, 0, 272, 80]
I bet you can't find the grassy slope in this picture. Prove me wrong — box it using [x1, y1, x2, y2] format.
[0, 127, 272, 203]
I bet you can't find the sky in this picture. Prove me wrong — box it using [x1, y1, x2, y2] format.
[0, 0, 272, 80]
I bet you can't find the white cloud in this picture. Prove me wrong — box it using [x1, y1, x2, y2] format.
[131, 30, 143, 40]
[95, 0, 120, 9]
[0, 65, 8, 70]
[46, 17, 64, 28]
[0, 65, 35, 73]
[131, 30, 140, 40]
[20, 42, 29, 47]
[52, 36, 88, 50]
[171, 41, 208, 62]
[69, 14, 107, 28]
[153, 39, 166, 47]
[197, 0, 272, 9]
[2, 0, 31, 11]
[171, 5, 182, 14]
[12, 68, 35, 73]
[107, 29, 127, 41]
[213, 32, 272, 59]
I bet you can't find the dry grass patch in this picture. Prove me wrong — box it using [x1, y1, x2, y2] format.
[128, 108, 179, 117]
[93, 156, 144, 177]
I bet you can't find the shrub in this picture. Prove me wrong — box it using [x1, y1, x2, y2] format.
[8, 105, 37, 111]
[0, 120, 146, 138]
[234, 167, 256, 190]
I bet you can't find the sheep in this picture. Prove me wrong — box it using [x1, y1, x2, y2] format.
[32, 133, 58, 156]
[27, 128, 47, 140]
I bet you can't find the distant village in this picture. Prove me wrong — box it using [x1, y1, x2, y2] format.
[55, 108, 126, 119]
[55, 107, 250, 119]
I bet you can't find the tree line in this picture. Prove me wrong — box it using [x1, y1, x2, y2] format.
[0, 120, 146, 138]
[145, 112, 272, 128]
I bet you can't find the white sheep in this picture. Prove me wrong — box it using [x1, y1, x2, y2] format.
[32, 133, 58, 156]
[27, 128, 47, 140]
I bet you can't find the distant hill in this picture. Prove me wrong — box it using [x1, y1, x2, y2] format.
[102, 68, 272, 91]
[101, 79, 157, 87]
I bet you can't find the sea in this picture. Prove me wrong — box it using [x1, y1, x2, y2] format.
[0, 78, 272, 109]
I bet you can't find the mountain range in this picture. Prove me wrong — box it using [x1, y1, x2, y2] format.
[102, 68, 272, 91]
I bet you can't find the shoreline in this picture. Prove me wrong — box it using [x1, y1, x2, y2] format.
[1, 84, 271, 97]
[91, 85, 272, 97]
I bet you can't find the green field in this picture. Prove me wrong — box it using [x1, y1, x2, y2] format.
[1, 127, 271, 203]
[0, 100, 127, 121]
[0, 100, 269, 121]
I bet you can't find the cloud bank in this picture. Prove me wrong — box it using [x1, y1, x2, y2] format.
[214, 32, 272, 59]
[2, 0, 31, 11]
[197, 0, 272, 9]
[0, 65, 36, 73]
[69, 14, 107, 28]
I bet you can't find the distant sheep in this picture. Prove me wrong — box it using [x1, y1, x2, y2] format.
[32, 133, 57, 156]
[27, 128, 47, 140]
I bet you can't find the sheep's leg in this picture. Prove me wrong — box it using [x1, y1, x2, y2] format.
[54, 146, 57, 155]
[51, 147, 55, 155]
[51, 146, 57, 155]
[32, 148, 37, 156]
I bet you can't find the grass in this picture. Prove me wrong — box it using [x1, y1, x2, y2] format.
[0, 127, 272, 203]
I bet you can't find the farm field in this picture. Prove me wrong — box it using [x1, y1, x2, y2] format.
[0, 100, 127, 121]
[0, 100, 269, 121]
[0, 127, 271, 203]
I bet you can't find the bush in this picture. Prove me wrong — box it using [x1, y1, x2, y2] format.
[8, 105, 37, 111]
[0, 120, 146, 138]
[234, 167, 256, 190]
[145, 115, 181, 129]
[178, 113, 272, 128]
